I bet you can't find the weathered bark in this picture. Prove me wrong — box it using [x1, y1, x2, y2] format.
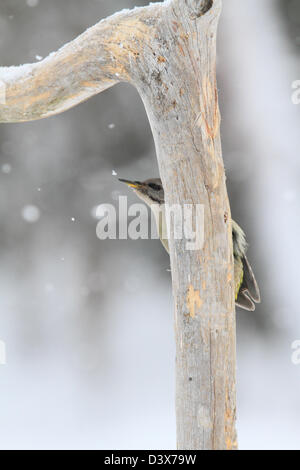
[0, 0, 237, 450]
[0, 5, 159, 122]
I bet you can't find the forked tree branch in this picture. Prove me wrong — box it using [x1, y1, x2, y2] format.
[0, 0, 237, 451]
[0, 0, 215, 123]
[0, 4, 161, 122]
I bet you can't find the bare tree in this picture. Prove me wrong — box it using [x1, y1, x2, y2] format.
[0, 0, 237, 450]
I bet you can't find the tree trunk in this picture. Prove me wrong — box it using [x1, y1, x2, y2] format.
[0, 0, 237, 450]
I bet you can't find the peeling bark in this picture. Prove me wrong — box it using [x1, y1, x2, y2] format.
[0, 0, 237, 450]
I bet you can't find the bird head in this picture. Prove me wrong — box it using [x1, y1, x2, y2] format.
[119, 178, 164, 206]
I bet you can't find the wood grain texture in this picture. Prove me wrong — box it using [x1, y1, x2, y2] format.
[0, 0, 237, 450]
[131, 0, 237, 450]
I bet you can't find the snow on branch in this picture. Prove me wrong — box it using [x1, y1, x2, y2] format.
[0, 0, 218, 123]
[0, 3, 161, 123]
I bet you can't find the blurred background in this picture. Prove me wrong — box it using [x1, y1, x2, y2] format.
[0, 0, 299, 450]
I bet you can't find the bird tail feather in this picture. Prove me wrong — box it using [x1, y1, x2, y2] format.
[236, 256, 261, 311]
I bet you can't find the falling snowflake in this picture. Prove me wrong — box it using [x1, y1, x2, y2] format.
[1, 164, 12, 174]
[27, 0, 39, 7]
[112, 170, 117, 176]
[91, 205, 107, 219]
[21, 205, 40, 223]
[108, 123, 115, 129]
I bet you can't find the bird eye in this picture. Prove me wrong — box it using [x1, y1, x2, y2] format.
[148, 183, 161, 191]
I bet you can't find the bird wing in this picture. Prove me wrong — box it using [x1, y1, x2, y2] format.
[242, 255, 261, 303]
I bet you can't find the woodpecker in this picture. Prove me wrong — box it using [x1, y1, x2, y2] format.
[119, 178, 260, 311]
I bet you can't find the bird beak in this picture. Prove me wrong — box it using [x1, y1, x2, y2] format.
[118, 178, 143, 189]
